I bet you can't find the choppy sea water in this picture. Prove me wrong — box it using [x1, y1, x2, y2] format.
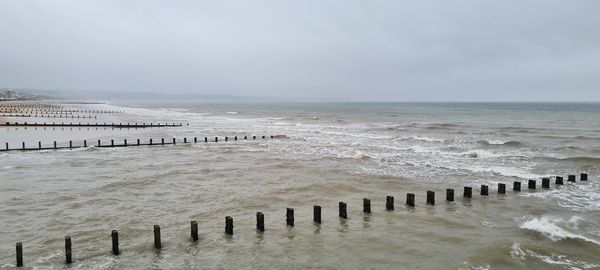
[1, 102, 599, 269]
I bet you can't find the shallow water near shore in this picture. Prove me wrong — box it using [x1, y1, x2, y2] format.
[1, 102, 599, 269]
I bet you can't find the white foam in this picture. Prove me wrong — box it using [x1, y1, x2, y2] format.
[520, 216, 600, 246]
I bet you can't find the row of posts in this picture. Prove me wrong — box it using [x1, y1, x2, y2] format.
[3, 135, 273, 151]
[12, 173, 588, 267]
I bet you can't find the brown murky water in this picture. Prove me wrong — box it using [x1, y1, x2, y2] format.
[1, 102, 599, 269]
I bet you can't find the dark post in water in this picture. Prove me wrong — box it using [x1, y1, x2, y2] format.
[446, 188, 454, 201]
[286, 208, 294, 226]
[481, 185, 488, 196]
[386, 195, 394, 210]
[65, 236, 72, 264]
[464, 186, 472, 198]
[528, 180, 536, 190]
[556, 176, 564, 185]
[427, 191, 435, 205]
[363, 198, 371, 213]
[16, 242, 23, 267]
[581, 173, 588, 181]
[225, 216, 233, 235]
[498, 183, 506, 194]
[191, 221, 198, 241]
[111, 230, 119, 255]
[406, 193, 415, 207]
[154, 225, 161, 249]
[568, 175, 576, 182]
[314, 205, 322, 224]
[513, 181, 521, 192]
[339, 202, 347, 219]
[257, 212, 265, 232]
[542, 178, 550, 188]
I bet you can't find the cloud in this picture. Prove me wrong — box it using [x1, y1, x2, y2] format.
[1, 0, 599, 101]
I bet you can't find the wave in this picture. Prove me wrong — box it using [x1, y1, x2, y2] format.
[548, 156, 600, 165]
[521, 216, 600, 246]
[478, 139, 523, 147]
[399, 136, 448, 143]
[460, 150, 500, 158]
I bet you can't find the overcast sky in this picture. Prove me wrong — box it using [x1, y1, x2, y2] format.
[1, 1, 599, 101]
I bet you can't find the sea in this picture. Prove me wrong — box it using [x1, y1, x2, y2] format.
[1, 102, 599, 269]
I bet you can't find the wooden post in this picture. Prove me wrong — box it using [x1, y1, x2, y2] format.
[427, 191, 435, 205]
[244, 136, 247, 140]
[184, 138, 187, 143]
[262, 135, 265, 139]
[215, 137, 218, 143]
[161, 138, 164, 145]
[581, 173, 588, 181]
[446, 188, 454, 201]
[84, 140, 87, 147]
[194, 137, 197, 143]
[406, 193, 415, 207]
[225, 137, 228, 142]
[498, 183, 506, 194]
[542, 178, 550, 188]
[38, 141, 41, 149]
[234, 136, 237, 141]
[173, 138, 176, 144]
[110, 139, 114, 147]
[463, 186, 472, 198]
[124, 139, 127, 146]
[339, 202, 347, 219]
[111, 230, 119, 255]
[363, 198, 371, 213]
[5, 142, 8, 150]
[513, 181, 521, 191]
[150, 139, 153, 145]
[386, 196, 394, 210]
[528, 180, 536, 190]
[256, 212, 265, 232]
[314, 205, 322, 223]
[16, 242, 23, 267]
[65, 236, 72, 264]
[54, 141, 57, 149]
[69, 140, 73, 148]
[22, 142, 25, 150]
[137, 139, 140, 146]
[286, 208, 294, 226]
[191, 221, 198, 241]
[154, 225, 161, 249]
[481, 185, 489, 196]
[253, 136, 256, 140]
[225, 216, 233, 235]
[568, 175, 576, 182]
[205, 137, 208, 143]
[556, 176, 564, 185]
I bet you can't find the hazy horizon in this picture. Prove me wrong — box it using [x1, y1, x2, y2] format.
[1, 1, 599, 102]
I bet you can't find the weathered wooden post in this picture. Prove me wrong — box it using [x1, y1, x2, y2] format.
[542, 178, 550, 188]
[528, 180, 536, 190]
[172, 138, 176, 144]
[184, 138, 187, 143]
[225, 216, 233, 235]
[191, 221, 198, 241]
[314, 205, 322, 223]
[5, 142, 8, 150]
[111, 139, 114, 147]
[65, 236, 72, 264]
[111, 230, 119, 255]
[406, 193, 415, 207]
[498, 183, 506, 194]
[161, 138, 165, 145]
[38, 141, 41, 149]
[54, 141, 57, 149]
[205, 137, 208, 143]
[568, 175, 576, 182]
[513, 181, 521, 191]
[194, 137, 197, 143]
[253, 136, 256, 140]
[16, 242, 23, 267]
[464, 186, 472, 198]
[257, 212, 265, 232]
[427, 191, 435, 205]
[262, 135, 265, 139]
[22, 142, 25, 150]
[137, 139, 140, 146]
[363, 198, 371, 213]
[150, 139, 153, 145]
[386, 196, 394, 210]
[244, 136, 247, 140]
[84, 140, 87, 147]
[446, 188, 454, 201]
[215, 137, 218, 143]
[124, 139, 127, 146]
[286, 208, 294, 226]
[154, 225, 161, 249]
[225, 137, 228, 142]
[339, 202, 347, 219]
[556, 176, 564, 185]
[481, 185, 489, 196]
[234, 136, 237, 141]
[581, 173, 588, 181]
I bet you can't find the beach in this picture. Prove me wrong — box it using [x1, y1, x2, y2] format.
[0, 102, 599, 269]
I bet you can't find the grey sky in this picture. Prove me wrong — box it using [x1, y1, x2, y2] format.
[1, 1, 599, 101]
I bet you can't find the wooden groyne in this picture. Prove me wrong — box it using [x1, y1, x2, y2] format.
[3, 122, 184, 128]
[1, 114, 98, 119]
[8, 173, 590, 267]
[1, 135, 274, 152]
